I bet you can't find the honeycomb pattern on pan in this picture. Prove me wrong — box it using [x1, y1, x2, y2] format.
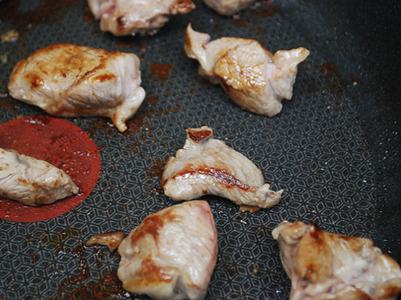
[0, 0, 387, 299]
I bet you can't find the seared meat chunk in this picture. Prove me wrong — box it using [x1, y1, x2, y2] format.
[272, 221, 401, 300]
[87, 231, 125, 252]
[184, 24, 309, 117]
[118, 200, 217, 300]
[1, 29, 19, 43]
[8, 43, 145, 132]
[88, 0, 195, 36]
[162, 126, 282, 209]
[204, 0, 254, 15]
[0, 148, 79, 206]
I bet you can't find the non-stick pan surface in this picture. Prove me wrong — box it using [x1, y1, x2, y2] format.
[0, 0, 400, 299]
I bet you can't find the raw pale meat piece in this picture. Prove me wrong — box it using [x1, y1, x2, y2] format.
[88, 0, 195, 36]
[161, 126, 282, 209]
[184, 24, 309, 117]
[272, 221, 401, 300]
[8, 43, 146, 132]
[117, 200, 217, 300]
[204, 0, 254, 15]
[0, 148, 79, 206]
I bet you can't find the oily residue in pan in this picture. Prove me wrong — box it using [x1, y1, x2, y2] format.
[150, 61, 173, 82]
[39, 228, 83, 254]
[0, 0, 81, 33]
[52, 270, 137, 300]
[146, 159, 165, 179]
[87, 95, 180, 138]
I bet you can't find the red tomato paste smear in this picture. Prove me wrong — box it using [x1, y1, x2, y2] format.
[0, 115, 100, 222]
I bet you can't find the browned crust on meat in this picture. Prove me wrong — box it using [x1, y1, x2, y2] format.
[117, 16, 126, 31]
[27, 73, 45, 88]
[184, 28, 192, 50]
[294, 223, 333, 282]
[92, 73, 117, 82]
[187, 128, 213, 143]
[198, 167, 251, 190]
[8, 59, 26, 88]
[374, 282, 401, 300]
[10, 44, 120, 92]
[130, 209, 180, 246]
[169, 0, 195, 14]
[122, 255, 176, 292]
[169, 164, 252, 191]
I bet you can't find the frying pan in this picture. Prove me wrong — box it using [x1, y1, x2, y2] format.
[0, 0, 400, 299]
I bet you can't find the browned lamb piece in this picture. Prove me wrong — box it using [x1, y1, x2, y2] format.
[8, 43, 145, 132]
[184, 24, 309, 117]
[203, 0, 254, 15]
[272, 221, 401, 300]
[162, 126, 282, 209]
[88, 0, 195, 36]
[117, 201, 217, 300]
[0, 148, 79, 206]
